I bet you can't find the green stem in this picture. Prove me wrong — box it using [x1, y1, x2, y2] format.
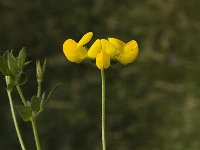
[101, 70, 106, 150]
[16, 85, 27, 105]
[5, 78, 26, 150]
[37, 81, 42, 97]
[31, 118, 41, 150]
[16, 84, 42, 150]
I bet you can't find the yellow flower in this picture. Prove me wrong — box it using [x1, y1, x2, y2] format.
[108, 38, 139, 65]
[88, 39, 117, 70]
[63, 32, 93, 63]
[62, 32, 139, 69]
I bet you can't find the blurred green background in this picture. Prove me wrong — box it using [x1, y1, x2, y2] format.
[0, 0, 200, 149]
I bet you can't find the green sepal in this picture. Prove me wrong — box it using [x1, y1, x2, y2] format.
[16, 105, 32, 122]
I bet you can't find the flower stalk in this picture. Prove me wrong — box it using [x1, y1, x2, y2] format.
[37, 82, 42, 97]
[101, 70, 106, 150]
[63, 32, 139, 150]
[16, 85, 42, 150]
[31, 118, 41, 150]
[16, 85, 27, 105]
[5, 76, 26, 150]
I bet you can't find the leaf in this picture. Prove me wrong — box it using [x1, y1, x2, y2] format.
[7, 51, 19, 76]
[41, 83, 62, 109]
[0, 56, 8, 75]
[17, 48, 27, 70]
[16, 105, 32, 122]
[31, 96, 41, 113]
[0, 51, 11, 76]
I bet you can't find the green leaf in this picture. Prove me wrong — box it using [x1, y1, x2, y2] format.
[17, 48, 27, 70]
[16, 105, 32, 122]
[0, 56, 8, 75]
[41, 83, 62, 109]
[7, 51, 19, 76]
[31, 96, 41, 113]
[0, 51, 11, 76]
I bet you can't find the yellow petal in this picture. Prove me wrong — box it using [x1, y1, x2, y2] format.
[77, 32, 93, 47]
[63, 39, 87, 63]
[108, 38, 125, 50]
[96, 51, 110, 70]
[87, 39, 101, 58]
[101, 39, 117, 58]
[124, 40, 138, 52]
[118, 46, 139, 65]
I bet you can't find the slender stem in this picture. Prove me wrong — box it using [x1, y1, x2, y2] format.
[16, 85, 42, 150]
[31, 118, 41, 150]
[37, 81, 42, 97]
[5, 78, 26, 150]
[101, 70, 106, 150]
[16, 85, 27, 105]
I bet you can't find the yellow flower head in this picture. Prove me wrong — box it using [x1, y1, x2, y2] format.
[108, 38, 139, 65]
[63, 32, 93, 63]
[88, 39, 117, 70]
[62, 32, 139, 69]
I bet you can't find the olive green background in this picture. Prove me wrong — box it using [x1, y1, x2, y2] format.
[0, 0, 200, 149]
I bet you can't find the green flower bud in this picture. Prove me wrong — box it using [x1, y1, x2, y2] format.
[36, 59, 47, 83]
[36, 60, 43, 83]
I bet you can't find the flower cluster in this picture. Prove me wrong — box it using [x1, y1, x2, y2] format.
[63, 32, 139, 70]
